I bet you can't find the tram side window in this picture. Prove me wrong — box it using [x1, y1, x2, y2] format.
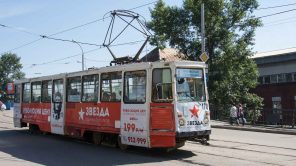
[67, 77, 81, 102]
[101, 72, 122, 102]
[22, 83, 31, 103]
[124, 70, 146, 103]
[82, 75, 99, 102]
[14, 84, 21, 103]
[152, 68, 173, 102]
[31, 82, 41, 103]
[53, 79, 64, 102]
[42, 80, 52, 102]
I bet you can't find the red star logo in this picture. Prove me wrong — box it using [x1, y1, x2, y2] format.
[190, 105, 199, 118]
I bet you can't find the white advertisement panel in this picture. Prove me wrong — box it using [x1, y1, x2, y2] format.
[13, 103, 22, 127]
[176, 102, 210, 132]
[120, 104, 149, 147]
[50, 102, 64, 135]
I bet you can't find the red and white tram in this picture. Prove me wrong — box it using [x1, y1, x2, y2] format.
[13, 61, 211, 149]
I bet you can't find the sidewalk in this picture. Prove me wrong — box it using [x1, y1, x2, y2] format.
[211, 120, 296, 135]
[0, 109, 16, 130]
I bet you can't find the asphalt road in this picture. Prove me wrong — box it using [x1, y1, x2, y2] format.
[1, 110, 296, 166]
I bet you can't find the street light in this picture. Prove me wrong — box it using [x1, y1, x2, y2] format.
[72, 40, 85, 71]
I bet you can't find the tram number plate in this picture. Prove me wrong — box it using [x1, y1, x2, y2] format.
[128, 137, 146, 144]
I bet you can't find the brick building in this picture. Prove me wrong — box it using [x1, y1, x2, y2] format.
[252, 48, 296, 125]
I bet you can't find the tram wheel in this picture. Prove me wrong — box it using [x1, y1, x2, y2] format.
[117, 136, 128, 150]
[28, 124, 40, 134]
[200, 138, 210, 146]
[92, 132, 102, 145]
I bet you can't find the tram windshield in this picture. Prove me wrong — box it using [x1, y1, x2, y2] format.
[176, 68, 206, 102]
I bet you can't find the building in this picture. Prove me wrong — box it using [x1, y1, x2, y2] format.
[252, 48, 296, 125]
[140, 48, 185, 62]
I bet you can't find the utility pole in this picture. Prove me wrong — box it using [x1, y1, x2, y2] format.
[201, 3, 205, 53]
[72, 40, 85, 71]
[199, 3, 209, 62]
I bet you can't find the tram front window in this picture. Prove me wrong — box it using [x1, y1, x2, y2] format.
[176, 68, 205, 102]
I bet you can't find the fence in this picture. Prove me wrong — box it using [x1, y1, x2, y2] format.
[210, 108, 296, 128]
[257, 109, 296, 128]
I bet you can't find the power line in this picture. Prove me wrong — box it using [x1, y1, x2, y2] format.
[261, 19, 296, 28]
[263, 16, 296, 27]
[257, 2, 296, 10]
[84, 58, 110, 62]
[0, 24, 40, 36]
[41, 35, 103, 47]
[1, 1, 157, 54]
[263, 16, 296, 25]
[128, 1, 158, 11]
[0, 24, 103, 47]
[258, 8, 296, 18]
[25, 39, 146, 68]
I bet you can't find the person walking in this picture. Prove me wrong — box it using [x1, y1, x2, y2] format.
[230, 105, 239, 125]
[238, 104, 246, 126]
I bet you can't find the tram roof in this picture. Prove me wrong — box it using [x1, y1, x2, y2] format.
[15, 61, 206, 83]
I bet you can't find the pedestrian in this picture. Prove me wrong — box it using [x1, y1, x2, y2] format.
[229, 104, 239, 125]
[238, 103, 246, 126]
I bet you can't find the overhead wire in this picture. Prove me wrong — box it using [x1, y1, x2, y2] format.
[0, 23, 40, 36]
[1, 0, 158, 54]
[40, 35, 102, 47]
[257, 2, 296, 10]
[24, 39, 146, 69]
[3, 1, 295, 52]
[258, 8, 296, 18]
[263, 16, 296, 25]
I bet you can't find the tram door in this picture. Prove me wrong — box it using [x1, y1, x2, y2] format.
[51, 79, 65, 135]
[120, 70, 149, 147]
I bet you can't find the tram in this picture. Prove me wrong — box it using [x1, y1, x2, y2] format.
[13, 61, 211, 149]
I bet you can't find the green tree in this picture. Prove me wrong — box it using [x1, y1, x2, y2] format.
[148, 0, 263, 118]
[0, 53, 25, 99]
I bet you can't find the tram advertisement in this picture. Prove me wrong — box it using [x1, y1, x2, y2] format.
[120, 104, 149, 147]
[176, 102, 210, 132]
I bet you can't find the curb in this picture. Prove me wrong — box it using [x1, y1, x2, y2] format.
[211, 125, 296, 135]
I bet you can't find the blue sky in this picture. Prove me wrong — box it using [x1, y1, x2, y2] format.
[1, 0, 296, 78]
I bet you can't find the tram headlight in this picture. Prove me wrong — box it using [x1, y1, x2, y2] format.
[203, 111, 210, 124]
[177, 112, 186, 127]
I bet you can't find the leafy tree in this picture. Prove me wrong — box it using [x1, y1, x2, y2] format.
[148, 0, 263, 119]
[0, 53, 25, 100]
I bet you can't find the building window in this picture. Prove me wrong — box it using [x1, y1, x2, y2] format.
[277, 74, 285, 83]
[67, 77, 81, 102]
[294, 96, 296, 109]
[152, 68, 173, 102]
[270, 75, 277, 83]
[124, 70, 146, 103]
[272, 97, 282, 109]
[31, 82, 41, 103]
[293, 73, 296, 82]
[101, 72, 122, 102]
[258, 77, 263, 84]
[286, 73, 292, 82]
[263, 76, 270, 84]
[22, 83, 31, 103]
[42, 80, 52, 103]
[82, 75, 99, 102]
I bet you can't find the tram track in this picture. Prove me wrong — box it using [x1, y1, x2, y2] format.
[186, 141, 289, 166]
